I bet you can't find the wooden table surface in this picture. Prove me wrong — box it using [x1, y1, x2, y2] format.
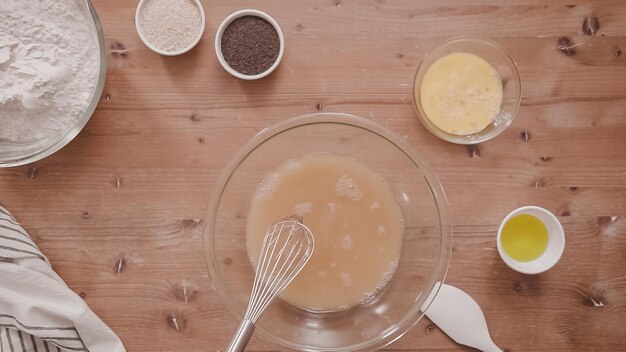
[2, 0, 626, 351]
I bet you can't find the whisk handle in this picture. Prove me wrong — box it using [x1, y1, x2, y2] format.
[225, 319, 255, 352]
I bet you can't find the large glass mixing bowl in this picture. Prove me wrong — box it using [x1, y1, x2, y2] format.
[0, 0, 106, 167]
[204, 113, 452, 351]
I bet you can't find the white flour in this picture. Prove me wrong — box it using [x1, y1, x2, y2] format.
[0, 0, 99, 143]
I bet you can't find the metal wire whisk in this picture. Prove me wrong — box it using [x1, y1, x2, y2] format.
[225, 217, 315, 352]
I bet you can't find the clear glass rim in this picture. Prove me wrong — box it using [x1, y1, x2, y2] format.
[203, 112, 453, 351]
[412, 35, 522, 145]
[0, 0, 107, 167]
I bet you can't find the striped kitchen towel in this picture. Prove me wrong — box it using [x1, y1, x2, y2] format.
[0, 205, 126, 352]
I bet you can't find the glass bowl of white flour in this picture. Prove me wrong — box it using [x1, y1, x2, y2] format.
[0, 0, 106, 167]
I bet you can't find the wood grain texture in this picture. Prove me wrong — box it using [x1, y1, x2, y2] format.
[1, 0, 626, 351]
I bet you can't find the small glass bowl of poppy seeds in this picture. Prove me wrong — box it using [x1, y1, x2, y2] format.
[215, 9, 284, 80]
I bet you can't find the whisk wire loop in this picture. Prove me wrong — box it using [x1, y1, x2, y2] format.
[226, 218, 314, 352]
[247, 220, 312, 322]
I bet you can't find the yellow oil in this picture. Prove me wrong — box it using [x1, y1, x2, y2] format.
[501, 214, 549, 262]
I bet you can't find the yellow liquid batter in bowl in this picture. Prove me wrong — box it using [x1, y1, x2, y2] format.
[413, 36, 521, 144]
[420, 53, 503, 136]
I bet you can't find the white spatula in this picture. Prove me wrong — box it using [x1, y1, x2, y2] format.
[421, 282, 502, 352]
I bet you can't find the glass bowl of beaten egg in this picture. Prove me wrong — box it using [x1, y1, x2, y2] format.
[413, 36, 521, 144]
[204, 113, 452, 351]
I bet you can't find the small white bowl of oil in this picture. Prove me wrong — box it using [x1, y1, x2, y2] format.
[497, 206, 565, 274]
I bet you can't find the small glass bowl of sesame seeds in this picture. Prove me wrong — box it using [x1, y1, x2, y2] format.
[135, 0, 205, 56]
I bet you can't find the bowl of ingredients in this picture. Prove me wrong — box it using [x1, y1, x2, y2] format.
[413, 36, 521, 144]
[204, 113, 452, 351]
[0, 0, 106, 167]
[498, 206, 565, 275]
[135, 0, 205, 56]
[215, 9, 284, 80]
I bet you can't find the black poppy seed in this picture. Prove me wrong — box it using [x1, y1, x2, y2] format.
[221, 16, 280, 76]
